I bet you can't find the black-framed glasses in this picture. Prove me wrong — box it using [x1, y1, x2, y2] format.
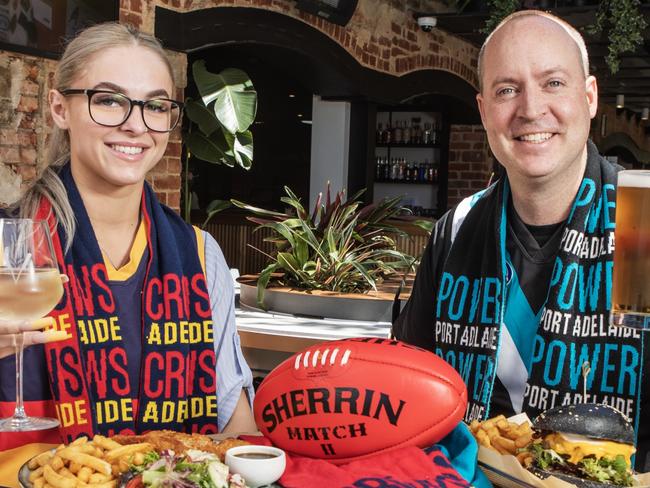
[59, 89, 184, 133]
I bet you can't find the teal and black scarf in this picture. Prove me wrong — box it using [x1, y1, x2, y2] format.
[433, 143, 643, 437]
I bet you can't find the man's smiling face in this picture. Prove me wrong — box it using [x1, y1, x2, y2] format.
[477, 15, 598, 184]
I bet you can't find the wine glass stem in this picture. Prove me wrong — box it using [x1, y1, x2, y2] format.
[13, 332, 26, 420]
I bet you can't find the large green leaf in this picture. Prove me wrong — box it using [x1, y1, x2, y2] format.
[256, 262, 279, 309]
[192, 61, 257, 133]
[185, 131, 227, 164]
[202, 199, 231, 228]
[233, 131, 253, 170]
[184, 99, 222, 136]
[231, 199, 288, 218]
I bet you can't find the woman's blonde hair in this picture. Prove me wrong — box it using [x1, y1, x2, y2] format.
[18, 22, 174, 250]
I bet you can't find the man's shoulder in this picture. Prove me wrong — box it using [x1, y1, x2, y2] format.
[448, 184, 498, 243]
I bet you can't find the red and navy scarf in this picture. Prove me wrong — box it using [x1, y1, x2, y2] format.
[36, 164, 218, 442]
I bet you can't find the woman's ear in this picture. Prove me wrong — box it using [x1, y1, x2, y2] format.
[49, 90, 70, 129]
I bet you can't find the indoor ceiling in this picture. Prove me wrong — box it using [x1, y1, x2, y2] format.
[415, 2, 650, 117]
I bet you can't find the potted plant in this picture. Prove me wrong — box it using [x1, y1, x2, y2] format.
[181, 61, 258, 222]
[231, 185, 416, 321]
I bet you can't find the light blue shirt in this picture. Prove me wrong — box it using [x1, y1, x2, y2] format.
[203, 231, 255, 431]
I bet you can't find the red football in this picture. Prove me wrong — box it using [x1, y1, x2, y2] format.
[253, 337, 467, 464]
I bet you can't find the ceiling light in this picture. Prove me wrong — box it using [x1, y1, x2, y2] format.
[289, 94, 295, 98]
[297, 114, 303, 118]
[642, 108, 649, 121]
[616, 94, 625, 109]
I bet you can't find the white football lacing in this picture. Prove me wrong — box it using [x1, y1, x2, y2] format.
[294, 347, 352, 369]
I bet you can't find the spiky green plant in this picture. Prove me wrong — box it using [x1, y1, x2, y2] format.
[232, 185, 415, 308]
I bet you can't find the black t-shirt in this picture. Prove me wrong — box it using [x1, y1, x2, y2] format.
[489, 201, 565, 418]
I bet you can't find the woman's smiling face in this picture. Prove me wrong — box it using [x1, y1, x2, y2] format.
[50, 45, 174, 192]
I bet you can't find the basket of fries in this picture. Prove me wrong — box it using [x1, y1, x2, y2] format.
[469, 414, 650, 488]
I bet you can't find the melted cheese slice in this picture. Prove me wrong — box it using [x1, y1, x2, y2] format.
[544, 432, 636, 465]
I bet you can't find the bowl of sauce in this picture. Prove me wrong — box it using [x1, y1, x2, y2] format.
[225, 445, 286, 487]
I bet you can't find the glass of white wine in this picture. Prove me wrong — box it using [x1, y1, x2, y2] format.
[0, 218, 64, 431]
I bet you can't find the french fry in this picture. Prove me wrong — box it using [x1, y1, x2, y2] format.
[57, 468, 76, 480]
[68, 461, 81, 474]
[133, 451, 145, 466]
[27, 456, 40, 470]
[94, 434, 123, 451]
[468, 414, 534, 465]
[77, 465, 93, 483]
[89, 472, 111, 483]
[69, 436, 88, 446]
[35, 450, 54, 467]
[50, 455, 64, 471]
[57, 450, 112, 475]
[515, 432, 533, 448]
[493, 435, 516, 453]
[28, 466, 44, 482]
[89, 481, 118, 488]
[104, 442, 153, 462]
[43, 465, 77, 488]
[516, 451, 534, 467]
[32, 477, 45, 488]
[117, 457, 130, 473]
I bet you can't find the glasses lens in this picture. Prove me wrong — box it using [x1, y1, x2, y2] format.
[143, 99, 181, 132]
[89, 92, 130, 126]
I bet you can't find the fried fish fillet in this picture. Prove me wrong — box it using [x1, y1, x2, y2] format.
[111, 430, 249, 461]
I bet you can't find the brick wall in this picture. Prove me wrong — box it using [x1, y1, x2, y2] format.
[591, 104, 650, 153]
[447, 124, 494, 207]
[0, 52, 57, 205]
[174, 0, 480, 84]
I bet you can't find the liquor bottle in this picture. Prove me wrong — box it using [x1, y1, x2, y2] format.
[393, 120, 402, 144]
[423, 123, 432, 145]
[403, 120, 411, 145]
[431, 119, 438, 145]
[376, 123, 383, 144]
[418, 162, 426, 182]
[412, 118, 421, 144]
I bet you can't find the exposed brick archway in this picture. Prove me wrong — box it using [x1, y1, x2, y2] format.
[123, 0, 479, 91]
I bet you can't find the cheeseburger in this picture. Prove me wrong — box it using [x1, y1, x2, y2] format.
[529, 404, 636, 487]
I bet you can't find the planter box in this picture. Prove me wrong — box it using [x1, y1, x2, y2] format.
[237, 274, 413, 322]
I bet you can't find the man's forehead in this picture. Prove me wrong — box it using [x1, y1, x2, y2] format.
[488, 16, 570, 54]
[482, 16, 583, 78]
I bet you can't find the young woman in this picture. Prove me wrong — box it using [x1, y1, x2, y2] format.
[0, 22, 256, 449]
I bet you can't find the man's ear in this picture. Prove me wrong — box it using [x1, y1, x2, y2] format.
[49, 89, 70, 129]
[585, 75, 598, 119]
[477, 92, 487, 128]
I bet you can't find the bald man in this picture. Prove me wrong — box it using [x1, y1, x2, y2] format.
[393, 10, 650, 471]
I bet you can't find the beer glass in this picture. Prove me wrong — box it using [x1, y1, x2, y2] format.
[610, 170, 650, 330]
[0, 219, 63, 431]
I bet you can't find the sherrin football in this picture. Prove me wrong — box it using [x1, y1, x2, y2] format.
[253, 337, 467, 464]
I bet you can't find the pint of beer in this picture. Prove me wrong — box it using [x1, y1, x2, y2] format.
[611, 170, 650, 329]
